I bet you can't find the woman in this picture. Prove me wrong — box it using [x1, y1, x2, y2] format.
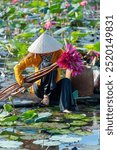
[14, 32, 74, 113]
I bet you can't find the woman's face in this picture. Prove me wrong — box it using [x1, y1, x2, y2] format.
[40, 52, 53, 57]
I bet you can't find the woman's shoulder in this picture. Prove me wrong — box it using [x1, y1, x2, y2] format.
[54, 49, 63, 55]
[25, 52, 34, 59]
[24, 53, 40, 60]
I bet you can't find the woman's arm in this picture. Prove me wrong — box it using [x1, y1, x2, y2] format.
[14, 53, 34, 86]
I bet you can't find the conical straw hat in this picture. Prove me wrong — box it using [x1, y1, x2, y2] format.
[28, 32, 63, 54]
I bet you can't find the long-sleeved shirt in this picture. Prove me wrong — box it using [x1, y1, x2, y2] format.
[14, 49, 63, 86]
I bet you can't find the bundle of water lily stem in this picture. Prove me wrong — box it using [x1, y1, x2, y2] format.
[0, 63, 58, 100]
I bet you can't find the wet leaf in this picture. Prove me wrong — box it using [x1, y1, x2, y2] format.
[50, 134, 81, 143]
[15, 32, 34, 40]
[0, 130, 22, 137]
[53, 26, 70, 35]
[3, 104, 13, 112]
[0, 111, 9, 118]
[21, 133, 49, 140]
[33, 139, 61, 146]
[64, 113, 86, 120]
[50, 4, 62, 13]
[32, 122, 70, 130]
[68, 4, 80, 15]
[34, 112, 52, 123]
[19, 110, 37, 121]
[1, 115, 18, 122]
[29, 0, 47, 7]
[9, 135, 19, 140]
[70, 120, 88, 126]
[0, 140, 23, 148]
[73, 129, 92, 135]
[0, 121, 15, 126]
[47, 129, 71, 135]
[69, 126, 81, 131]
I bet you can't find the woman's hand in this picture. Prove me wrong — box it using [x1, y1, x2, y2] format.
[65, 69, 72, 79]
[41, 95, 49, 106]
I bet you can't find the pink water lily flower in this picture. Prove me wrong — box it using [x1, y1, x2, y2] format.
[12, 0, 18, 4]
[44, 21, 56, 30]
[57, 44, 84, 77]
[79, 0, 88, 6]
[65, 3, 70, 8]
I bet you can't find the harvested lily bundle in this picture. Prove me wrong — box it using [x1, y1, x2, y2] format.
[57, 44, 84, 77]
[0, 63, 58, 100]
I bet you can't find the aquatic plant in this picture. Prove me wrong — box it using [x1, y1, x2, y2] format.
[57, 44, 84, 76]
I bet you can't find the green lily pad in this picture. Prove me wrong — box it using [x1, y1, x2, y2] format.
[0, 121, 15, 126]
[82, 117, 93, 122]
[0, 111, 9, 118]
[34, 122, 70, 130]
[69, 126, 81, 131]
[19, 110, 38, 123]
[73, 129, 92, 135]
[0, 140, 23, 148]
[3, 104, 13, 113]
[8, 135, 19, 140]
[0, 130, 23, 137]
[33, 139, 61, 146]
[34, 112, 52, 123]
[50, 134, 81, 143]
[19, 110, 37, 120]
[70, 120, 88, 126]
[64, 113, 86, 120]
[21, 133, 49, 140]
[1, 115, 18, 122]
[47, 129, 71, 135]
[49, 116, 64, 122]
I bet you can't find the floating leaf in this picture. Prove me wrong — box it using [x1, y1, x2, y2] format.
[1, 115, 18, 122]
[47, 129, 71, 135]
[84, 42, 100, 52]
[68, 4, 80, 16]
[53, 26, 70, 35]
[3, 104, 13, 113]
[0, 111, 9, 118]
[50, 4, 62, 13]
[33, 139, 61, 146]
[34, 112, 52, 123]
[15, 32, 34, 39]
[0, 130, 22, 137]
[94, 41, 100, 52]
[73, 129, 92, 135]
[36, 122, 70, 130]
[29, 0, 47, 7]
[19, 110, 37, 123]
[0, 140, 23, 148]
[50, 134, 81, 143]
[21, 133, 49, 140]
[64, 113, 86, 120]
[70, 120, 88, 126]
[8, 135, 19, 140]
